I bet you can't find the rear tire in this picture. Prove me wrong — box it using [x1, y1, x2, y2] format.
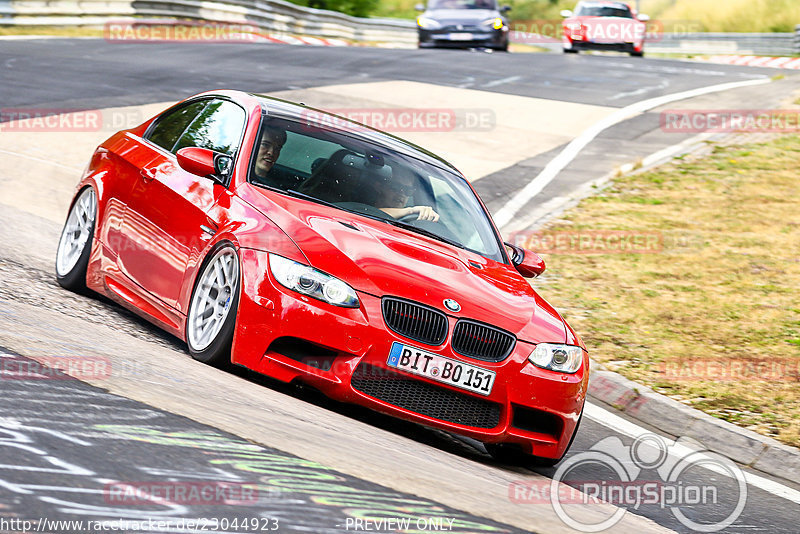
[630, 50, 644, 57]
[55, 186, 97, 293]
[186, 244, 240, 366]
[564, 48, 578, 54]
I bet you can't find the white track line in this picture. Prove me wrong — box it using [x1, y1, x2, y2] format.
[0, 147, 83, 172]
[493, 77, 772, 228]
[585, 402, 800, 505]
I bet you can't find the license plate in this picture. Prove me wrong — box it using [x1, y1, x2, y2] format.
[448, 33, 473, 41]
[387, 342, 495, 396]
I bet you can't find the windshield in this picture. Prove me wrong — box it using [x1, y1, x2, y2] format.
[250, 116, 504, 262]
[428, 0, 497, 10]
[576, 3, 633, 18]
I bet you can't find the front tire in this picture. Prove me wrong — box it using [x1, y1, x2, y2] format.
[55, 186, 97, 293]
[186, 244, 240, 366]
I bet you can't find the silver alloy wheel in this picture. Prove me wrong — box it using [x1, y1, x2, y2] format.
[56, 187, 97, 277]
[187, 247, 239, 352]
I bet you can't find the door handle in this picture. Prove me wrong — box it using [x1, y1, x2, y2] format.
[140, 167, 157, 182]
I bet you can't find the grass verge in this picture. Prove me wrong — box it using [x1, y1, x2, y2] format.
[532, 135, 800, 447]
[0, 25, 105, 37]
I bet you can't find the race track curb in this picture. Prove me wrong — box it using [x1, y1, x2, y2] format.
[587, 363, 800, 483]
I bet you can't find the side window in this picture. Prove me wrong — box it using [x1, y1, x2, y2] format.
[276, 132, 342, 176]
[173, 99, 246, 157]
[146, 101, 208, 152]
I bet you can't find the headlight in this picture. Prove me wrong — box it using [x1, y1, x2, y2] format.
[417, 16, 441, 29]
[528, 343, 584, 374]
[269, 254, 359, 308]
[483, 17, 504, 30]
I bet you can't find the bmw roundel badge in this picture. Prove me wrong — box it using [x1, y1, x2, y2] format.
[443, 299, 461, 312]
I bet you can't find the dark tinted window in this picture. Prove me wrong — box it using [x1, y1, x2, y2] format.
[250, 117, 504, 262]
[576, 3, 633, 18]
[146, 101, 207, 152]
[429, 0, 497, 8]
[173, 100, 246, 157]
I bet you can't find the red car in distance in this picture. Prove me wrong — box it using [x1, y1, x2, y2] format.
[561, 0, 649, 56]
[55, 90, 588, 465]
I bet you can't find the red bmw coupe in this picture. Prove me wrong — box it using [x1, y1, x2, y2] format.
[55, 90, 588, 464]
[561, 0, 649, 56]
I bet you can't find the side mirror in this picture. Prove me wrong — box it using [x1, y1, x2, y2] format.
[415, 3, 425, 11]
[176, 147, 232, 182]
[560, 9, 573, 17]
[505, 242, 546, 278]
[500, 5, 511, 12]
[637, 13, 650, 21]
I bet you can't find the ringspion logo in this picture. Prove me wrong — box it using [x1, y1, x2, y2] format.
[511, 434, 747, 532]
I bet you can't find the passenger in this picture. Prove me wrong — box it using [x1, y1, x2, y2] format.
[253, 126, 287, 180]
[373, 167, 440, 222]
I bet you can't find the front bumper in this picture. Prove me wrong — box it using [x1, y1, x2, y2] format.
[232, 249, 587, 459]
[419, 28, 508, 49]
[564, 36, 643, 53]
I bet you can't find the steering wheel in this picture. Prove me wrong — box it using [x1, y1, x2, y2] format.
[397, 212, 421, 223]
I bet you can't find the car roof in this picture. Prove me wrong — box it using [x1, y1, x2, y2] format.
[578, 0, 631, 9]
[577, 0, 631, 8]
[251, 93, 463, 176]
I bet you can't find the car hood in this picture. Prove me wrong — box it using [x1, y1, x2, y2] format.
[425, 8, 499, 24]
[570, 15, 643, 25]
[238, 185, 567, 344]
[567, 16, 644, 42]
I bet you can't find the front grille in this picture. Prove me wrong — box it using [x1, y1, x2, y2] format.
[441, 24, 482, 32]
[351, 363, 501, 429]
[382, 297, 448, 346]
[452, 320, 515, 362]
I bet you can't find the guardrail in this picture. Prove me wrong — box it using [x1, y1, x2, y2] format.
[1, 2, 799, 55]
[509, 29, 799, 56]
[645, 32, 797, 56]
[0, 0, 418, 43]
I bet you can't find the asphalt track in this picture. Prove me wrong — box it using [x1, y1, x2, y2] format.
[1, 39, 800, 533]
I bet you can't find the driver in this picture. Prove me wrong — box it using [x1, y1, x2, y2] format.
[373, 166, 439, 222]
[253, 125, 287, 180]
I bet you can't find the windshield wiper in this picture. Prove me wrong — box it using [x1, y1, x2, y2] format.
[382, 218, 465, 250]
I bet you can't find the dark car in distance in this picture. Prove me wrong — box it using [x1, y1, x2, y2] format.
[416, 0, 510, 51]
